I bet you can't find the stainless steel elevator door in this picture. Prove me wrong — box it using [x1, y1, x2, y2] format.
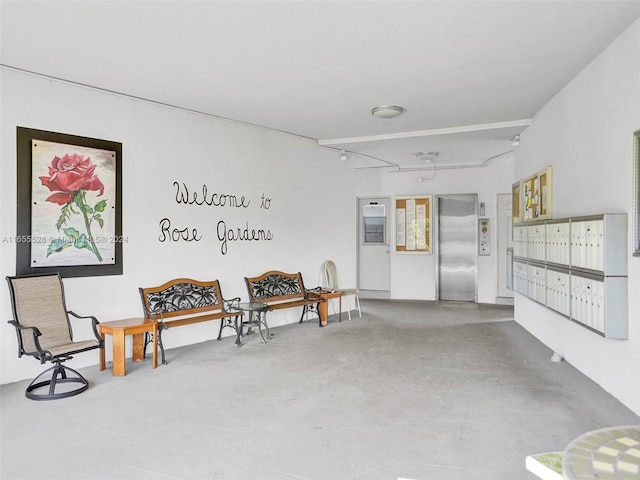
[438, 194, 478, 301]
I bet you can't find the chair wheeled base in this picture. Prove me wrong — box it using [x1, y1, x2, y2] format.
[25, 362, 89, 401]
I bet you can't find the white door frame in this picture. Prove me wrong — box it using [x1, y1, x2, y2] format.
[496, 193, 514, 302]
[357, 196, 391, 299]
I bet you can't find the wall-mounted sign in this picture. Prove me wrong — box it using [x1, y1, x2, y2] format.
[514, 166, 553, 223]
[394, 195, 432, 253]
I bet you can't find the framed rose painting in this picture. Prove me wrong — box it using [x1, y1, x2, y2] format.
[634, 128, 640, 256]
[16, 127, 123, 277]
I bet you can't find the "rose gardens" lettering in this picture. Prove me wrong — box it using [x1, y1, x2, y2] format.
[216, 220, 273, 255]
[157, 182, 274, 254]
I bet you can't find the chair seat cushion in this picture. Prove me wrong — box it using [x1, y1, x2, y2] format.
[43, 339, 100, 356]
[337, 288, 359, 295]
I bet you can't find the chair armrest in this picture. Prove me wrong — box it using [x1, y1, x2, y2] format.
[223, 296, 242, 313]
[67, 310, 102, 342]
[143, 309, 164, 321]
[8, 320, 43, 357]
[143, 309, 167, 330]
[304, 286, 324, 301]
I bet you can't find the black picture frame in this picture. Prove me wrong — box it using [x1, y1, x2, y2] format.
[634, 129, 640, 256]
[16, 127, 123, 277]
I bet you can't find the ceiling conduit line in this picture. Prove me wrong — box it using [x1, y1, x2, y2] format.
[0, 64, 323, 146]
[434, 149, 514, 170]
[317, 120, 533, 146]
[1, 64, 508, 173]
[347, 151, 400, 168]
[5, 61, 399, 168]
[315, 143, 401, 169]
[356, 149, 514, 172]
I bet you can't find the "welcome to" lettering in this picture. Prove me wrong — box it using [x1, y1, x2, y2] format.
[173, 182, 251, 208]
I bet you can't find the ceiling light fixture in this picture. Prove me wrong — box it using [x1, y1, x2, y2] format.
[415, 151, 439, 162]
[511, 135, 520, 147]
[371, 105, 404, 119]
[339, 149, 348, 161]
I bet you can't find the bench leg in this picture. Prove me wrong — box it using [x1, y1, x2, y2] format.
[99, 332, 106, 371]
[217, 317, 225, 341]
[144, 327, 167, 365]
[235, 314, 244, 345]
[143, 331, 150, 357]
[218, 315, 240, 342]
[157, 325, 168, 365]
[299, 302, 322, 323]
[257, 311, 270, 343]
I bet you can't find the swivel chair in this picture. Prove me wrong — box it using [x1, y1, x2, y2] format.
[6, 273, 102, 400]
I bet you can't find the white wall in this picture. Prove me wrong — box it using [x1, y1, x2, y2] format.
[355, 155, 515, 303]
[0, 69, 357, 385]
[514, 18, 640, 415]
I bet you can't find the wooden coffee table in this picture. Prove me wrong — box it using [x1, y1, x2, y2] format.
[99, 318, 158, 376]
[318, 290, 342, 326]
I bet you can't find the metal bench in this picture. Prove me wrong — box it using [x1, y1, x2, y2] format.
[139, 278, 241, 364]
[244, 270, 323, 324]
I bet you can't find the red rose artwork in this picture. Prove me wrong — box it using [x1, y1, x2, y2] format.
[39, 154, 105, 205]
[38, 152, 109, 262]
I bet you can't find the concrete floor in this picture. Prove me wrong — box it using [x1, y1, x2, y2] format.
[1, 299, 638, 480]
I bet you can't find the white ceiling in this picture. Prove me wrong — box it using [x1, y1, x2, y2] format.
[2, 1, 640, 170]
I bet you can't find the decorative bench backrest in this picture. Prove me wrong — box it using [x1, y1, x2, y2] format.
[245, 271, 306, 303]
[139, 278, 224, 319]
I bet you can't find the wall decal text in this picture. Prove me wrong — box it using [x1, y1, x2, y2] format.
[158, 182, 274, 254]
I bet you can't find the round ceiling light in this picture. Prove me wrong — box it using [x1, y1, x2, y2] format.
[415, 151, 439, 162]
[371, 105, 404, 119]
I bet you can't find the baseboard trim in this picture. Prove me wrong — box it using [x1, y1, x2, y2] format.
[495, 296, 514, 305]
[358, 289, 391, 300]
